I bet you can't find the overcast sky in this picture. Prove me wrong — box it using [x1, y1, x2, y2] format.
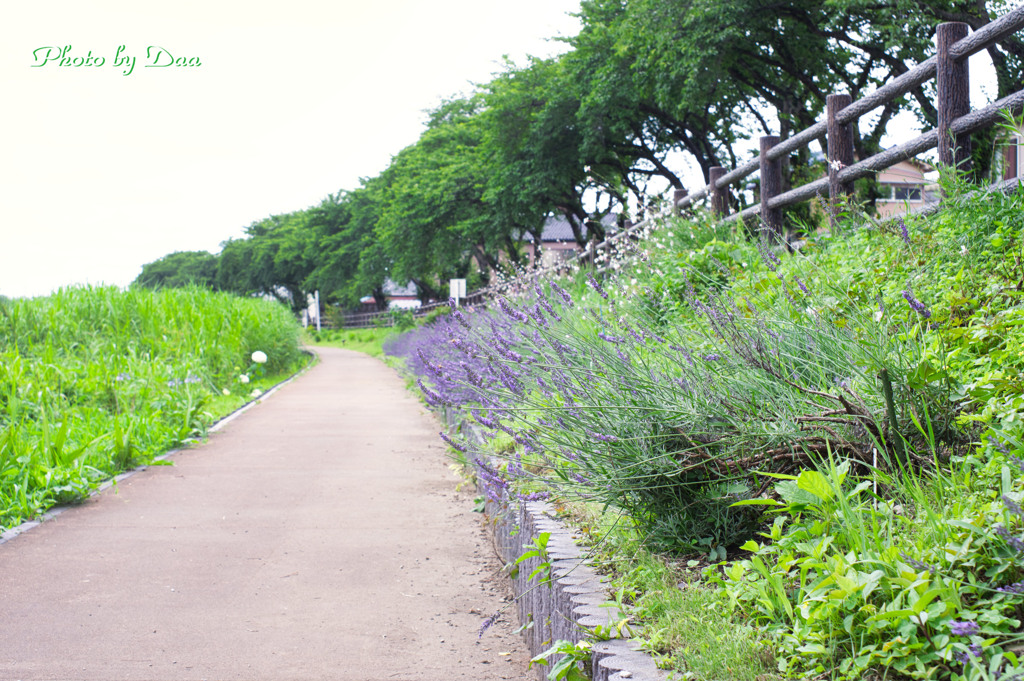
[0, 0, 583, 298]
[1, 3, 1001, 299]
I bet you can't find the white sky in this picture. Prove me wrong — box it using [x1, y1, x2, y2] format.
[0, 0, 582, 298]
[0, 3, 1003, 299]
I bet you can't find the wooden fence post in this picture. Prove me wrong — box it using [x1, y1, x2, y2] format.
[673, 188, 687, 215]
[937, 22, 971, 171]
[759, 135, 783, 239]
[827, 94, 855, 212]
[710, 166, 729, 217]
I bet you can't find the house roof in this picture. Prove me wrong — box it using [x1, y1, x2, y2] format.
[527, 213, 620, 243]
[382, 279, 418, 297]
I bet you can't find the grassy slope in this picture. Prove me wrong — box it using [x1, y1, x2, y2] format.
[394, 176, 1024, 680]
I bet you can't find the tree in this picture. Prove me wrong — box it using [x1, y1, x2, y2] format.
[375, 96, 515, 299]
[305, 183, 391, 310]
[134, 251, 218, 289]
[483, 57, 619, 248]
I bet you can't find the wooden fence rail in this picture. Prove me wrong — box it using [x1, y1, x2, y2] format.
[339, 10, 1024, 329]
[678, 9, 1024, 232]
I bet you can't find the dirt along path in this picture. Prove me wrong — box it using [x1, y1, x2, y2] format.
[0, 347, 531, 681]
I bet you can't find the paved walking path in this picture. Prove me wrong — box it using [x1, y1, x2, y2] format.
[0, 347, 530, 681]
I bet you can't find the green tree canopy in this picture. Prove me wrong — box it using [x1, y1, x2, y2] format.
[134, 251, 218, 290]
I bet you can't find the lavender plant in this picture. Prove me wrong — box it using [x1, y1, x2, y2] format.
[389, 223, 932, 555]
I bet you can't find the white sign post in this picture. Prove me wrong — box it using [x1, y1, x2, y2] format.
[449, 278, 467, 307]
[314, 290, 321, 332]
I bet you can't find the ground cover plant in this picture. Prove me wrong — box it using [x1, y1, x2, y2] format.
[0, 285, 305, 530]
[388, 175, 1024, 680]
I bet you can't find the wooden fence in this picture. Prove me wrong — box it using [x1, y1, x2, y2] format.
[678, 10, 1024, 232]
[338, 12, 1024, 329]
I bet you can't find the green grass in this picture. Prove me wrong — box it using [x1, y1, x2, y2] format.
[0, 285, 306, 529]
[303, 326, 401, 357]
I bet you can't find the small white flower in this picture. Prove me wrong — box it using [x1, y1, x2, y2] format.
[251, 350, 268, 364]
[239, 374, 250, 384]
[960, 245, 968, 256]
[222, 388, 231, 395]
[250, 389, 262, 398]
[828, 158, 845, 172]
[874, 310, 884, 322]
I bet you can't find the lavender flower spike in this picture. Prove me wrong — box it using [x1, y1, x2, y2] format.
[497, 297, 529, 323]
[902, 286, 932, 319]
[586, 272, 610, 300]
[949, 620, 981, 637]
[439, 431, 468, 453]
[897, 216, 911, 245]
[588, 431, 619, 443]
[995, 524, 1024, 552]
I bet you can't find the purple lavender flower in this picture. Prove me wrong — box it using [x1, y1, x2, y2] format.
[900, 553, 937, 574]
[955, 643, 983, 664]
[598, 331, 624, 344]
[439, 431, 468, 453]
[417, 379, 449, 406]
[517, 491, 550, 502]
[586, 272, 609, 300]
[989, 435, 1012, 454]
[588, 431, 619, 443]
[478, 614, 497, 638]
[949, 620, 981, 637]
[794, 277, 809, 295]
[496, 365, 524, 396]
[756, 235, 781, 272]
[450, 337, 473, 356]
[495, 344, 524, 363]
[451, 307, 470, 328]
[537, 295, 562, 322]
[703, 354, 721, 362]
[475, 458, 509, 502]
[998, 581, 1024, 595]
[464, 365, 485, 388]
[549, 281, 573, 307]
[643, 327, 667, 344]
[1004, 495, 1024, 519]
[995, 523, 1024, 552]
[417, 348, 445, 379]
[522, 304, 543, 327]
[897, 216, 911, 245]
[902, 287, 932, 319]
[497, 297, 529, 323]
[474, 411, 498, 429]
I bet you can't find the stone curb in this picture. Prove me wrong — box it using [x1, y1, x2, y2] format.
[445, 408, 669, 680]
[483, 493, 669, 681]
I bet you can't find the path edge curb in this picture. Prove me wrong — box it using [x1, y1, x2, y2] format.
[444, 409, 669, 681]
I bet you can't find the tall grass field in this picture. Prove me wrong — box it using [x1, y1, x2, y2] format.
[0, 285, 305, 530]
